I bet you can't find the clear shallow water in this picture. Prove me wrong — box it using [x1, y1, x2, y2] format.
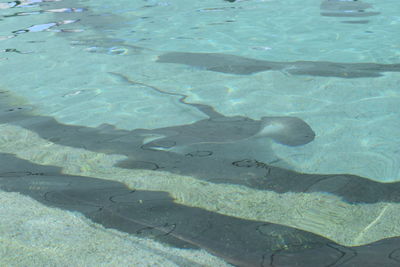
[1, 0, 400, 266]
[1, 0, 399, 181]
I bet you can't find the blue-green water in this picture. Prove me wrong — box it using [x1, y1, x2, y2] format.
[1, 0, 400, 266]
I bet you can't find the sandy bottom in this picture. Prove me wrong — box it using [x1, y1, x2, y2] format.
[0, 190, 232, 267]
[1, 123, 400, 258]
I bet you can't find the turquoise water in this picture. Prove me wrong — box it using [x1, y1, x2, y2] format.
[1, 0, 399, 181]
[1, 0, 400, 266]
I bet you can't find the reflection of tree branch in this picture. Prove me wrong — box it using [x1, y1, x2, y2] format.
[108, 72, 226, 119]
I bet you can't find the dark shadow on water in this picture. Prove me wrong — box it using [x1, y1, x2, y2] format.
[2, 2, 400, 265]
[156, 52, 400, 78]
[1, 153, 400, 267]
[1, 91, 400, 205]
[2, 0, 396, 80]
[320, 0, 379, 18]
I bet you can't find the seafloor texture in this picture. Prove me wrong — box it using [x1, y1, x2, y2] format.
[1, 124, 400, 267]
[0, 190, 233, 267]
[3, 92, 400, 266]
[0, 121, 399, 247]
[1, 0, 400, 266]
